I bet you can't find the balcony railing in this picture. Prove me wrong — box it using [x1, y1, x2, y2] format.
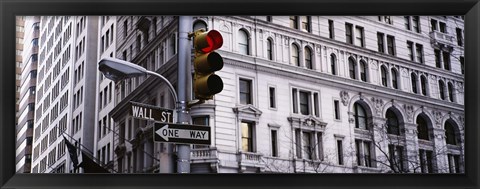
[190, 147, 218, 163]
[429, 31, 455, 46]
[238, 151, 265, 169]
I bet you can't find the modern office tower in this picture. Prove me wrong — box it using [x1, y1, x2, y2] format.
[15, 16, 34, 173]
[109, 16, 464, 174]
[94, 16, 117, 172]
[31, 16, 99, 173]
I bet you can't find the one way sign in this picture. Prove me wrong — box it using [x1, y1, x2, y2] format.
[154, 123, 211, 145]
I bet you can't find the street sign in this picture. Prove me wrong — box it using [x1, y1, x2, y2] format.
[154, 123, 211, 145]
[129, 101, 173, 123]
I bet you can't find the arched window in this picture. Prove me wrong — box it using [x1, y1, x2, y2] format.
[448, 82, 454, 102]
[439, 80, 445, 100]
[360, 60, 367, 82]
[330, 54, 337, 75]
[238, 30, 249, 55]
[291, 44, 300, 66]
[445, 121, 457, 145]
[411, 73, 418, 94]
[193, 20, 207, 31]
[353, 102, 367, 130]
[349, 58, 356, 79]
[381, 66, 388, 87]
[391, 68, 398, 89]
[421, 75, 428, 96]
[417, 115, 429, 140]
[386, 109, 400, 135]
[304, 47, 313, 69]
[267, 38, 273, 60]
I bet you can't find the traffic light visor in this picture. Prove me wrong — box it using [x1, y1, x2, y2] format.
[196, 30, 223, 53]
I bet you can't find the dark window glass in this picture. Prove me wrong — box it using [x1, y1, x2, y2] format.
[417, 116, 429, 140]
[386, 109, 400, 135]
[354, 102, 367, 130]
[377, 32, 384, 53]
[345, 23, 353, 44]
[445, 121, 457, 145]
[299, 91, 310, 115]
[239, 79, 252, 105]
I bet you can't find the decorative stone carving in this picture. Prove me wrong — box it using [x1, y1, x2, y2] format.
[348, 117, 355, 124]
[459, 115, 465, 126]
[404, 104, 414, 122]
[429, 75, 436, 81]
[340, 91, 349, 106]
[401, 68, 408, 77]
[433, 111, 443, 125]
[370, 60, 378, 70]
[371, 97, 384, 116]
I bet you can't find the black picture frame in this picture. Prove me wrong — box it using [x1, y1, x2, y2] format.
[1, 0, 479, 189]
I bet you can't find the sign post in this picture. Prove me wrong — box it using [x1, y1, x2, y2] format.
[154, 123, 211, 145]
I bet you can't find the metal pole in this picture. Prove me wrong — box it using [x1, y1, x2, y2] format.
[176, 16, 192, 173]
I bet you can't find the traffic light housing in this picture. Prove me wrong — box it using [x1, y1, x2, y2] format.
[192, 29, 224, 100]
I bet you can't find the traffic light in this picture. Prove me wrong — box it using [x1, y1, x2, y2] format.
[191, 29, 224, 100]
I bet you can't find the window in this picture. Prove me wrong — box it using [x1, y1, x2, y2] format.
[439, 22, 446, 33]
[386, 109, 400, 135]
[239, 79, 252, 105]
[169, 33, 176, 57]
[291, 44, 300, 66]
[456, 28, 463, 46]
[271, 129, 278, 157]
[407, 41, 414, 61]
[238, 30, 249, 55]
[241, 122, 254, 152]
[411, 73, 418, 94]
[304, 47, 312, 69]
[431, 19, 438, 31]
[269, 87, 276, 108]
[416, 44, 424, 63]
[381, 66, 388, 87]
[192, 20, 207, 31]
[299, 91, 310, 115]
[349, 58, 356, 79]
[439, 80, 446, 100]
[443, 51, 451, 70]
[300, 16, 311, 32]
[355, 140, 373, 167]
[445, 121, 457, 145]
[266, 16, 272, 22]
[345, 23, 353, 44]
[302, 132, 315, 159]
[388, 144, 405, 172]
[337, 140, 344, 165]
[435, 50, 442, 68]
[377, 32, 385, 53]
[267, 38, 273, 60]
[421, 76, 428, 96]
[387, 35, 395, 55]
[355, 26, 364, 47]
[192, 116, 209, 149]
[292, 88, 319, 116]
[412, 16, 420, 33]
[417, 116, 429, 140]
[419, 149, 434, 173]
[328, 20, 335, 39]
[448, 154, 461, 173]
[404, 16, 411, 30]
[330, 54, 337, 75]
[448, 82, 454, 102]
[359, 60, 367, 82]
[353, 102, 367, 130]
[460, 56, 464, 74]
[290, 16, 298, 29]
[334, 100, 340, 120]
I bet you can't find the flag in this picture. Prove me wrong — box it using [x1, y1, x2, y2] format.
[63, 136, 79, 169]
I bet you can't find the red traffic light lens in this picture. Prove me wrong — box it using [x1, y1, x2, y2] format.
[201, 30, 223, 53]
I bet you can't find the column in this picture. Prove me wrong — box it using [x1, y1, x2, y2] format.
[404, 123, 420, 173]
[432, 127, 448, 173]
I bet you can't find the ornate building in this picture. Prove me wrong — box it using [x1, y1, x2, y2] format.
[109, 16, 464, 173]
